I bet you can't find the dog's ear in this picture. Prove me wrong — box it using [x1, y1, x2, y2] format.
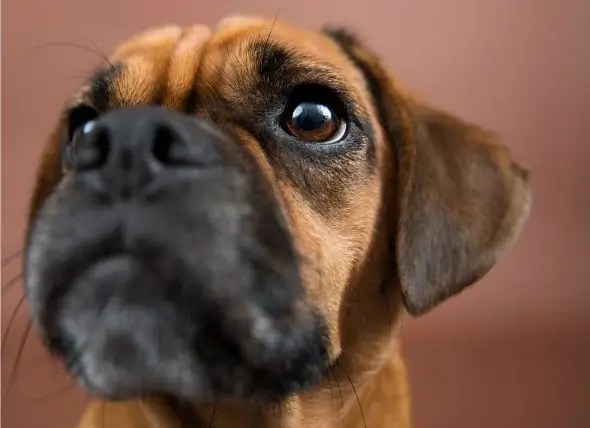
[325, 28, 532, 316]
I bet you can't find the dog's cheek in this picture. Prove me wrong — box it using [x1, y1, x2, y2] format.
[25, 177, 75, 327]
[273, 186, 348, 361]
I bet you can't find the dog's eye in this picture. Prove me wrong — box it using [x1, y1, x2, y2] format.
[284, 102, 344, 142]
[67, 105, 98, 142]
[284, 102, 346, 143]
[63, 105, 99, 167]
[281, 84, 348, 143]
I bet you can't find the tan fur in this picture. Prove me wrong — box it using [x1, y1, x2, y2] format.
[28, 16, 531, 428]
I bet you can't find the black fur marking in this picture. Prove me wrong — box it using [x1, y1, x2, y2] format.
[182, 87, 199, 114]
[89, 63, 124, 111]
[250, 39, 292, 77]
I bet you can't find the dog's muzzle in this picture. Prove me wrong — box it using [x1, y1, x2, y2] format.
[25, 107, 328, 401]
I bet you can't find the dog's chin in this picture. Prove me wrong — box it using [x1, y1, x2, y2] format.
[48, 251, 329, 403]
[58, 254, 205, 401]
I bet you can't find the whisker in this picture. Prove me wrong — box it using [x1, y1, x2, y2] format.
[208, 404, 216, 428]
[261, 10, 281, 57]
[81, 35, 114, 68]
[345, 373, 367, 428]
[2, 249, 23, 267]
[2, 319, 33, 403]
[2, 272, 23, 295]
[330, 366, 345, 426]
[17, 378, 77, 404]
[20, 41, 113, 68]
[1, 295, 27, 358]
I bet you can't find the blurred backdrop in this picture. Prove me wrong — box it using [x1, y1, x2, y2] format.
[2, 0, 589, 427]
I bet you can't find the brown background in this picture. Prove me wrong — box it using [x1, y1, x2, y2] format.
[2, 0, 589, 427]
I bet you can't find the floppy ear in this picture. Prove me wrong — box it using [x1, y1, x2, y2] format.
[325, 28, 532, 316]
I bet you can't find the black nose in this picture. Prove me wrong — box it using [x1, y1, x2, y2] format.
[72, 107, 223, 198]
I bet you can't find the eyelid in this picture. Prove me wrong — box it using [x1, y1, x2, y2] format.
[285, 83, 351, 119]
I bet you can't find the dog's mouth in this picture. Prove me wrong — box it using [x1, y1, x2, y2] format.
[30, 204, 329, 403]
[56, 253, 208, 399]
[25, 108, 330, 403]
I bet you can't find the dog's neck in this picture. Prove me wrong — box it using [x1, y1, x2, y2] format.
[79, 250, 410, 428]
[125, 344, 409, 428]
[188, 277, 410, 427]
[146, 272, 408, 427]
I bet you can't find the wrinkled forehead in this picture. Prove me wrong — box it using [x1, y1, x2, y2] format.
[72, 17, 370, 113]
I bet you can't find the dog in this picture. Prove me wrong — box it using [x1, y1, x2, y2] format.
[23, 16, 532, 428]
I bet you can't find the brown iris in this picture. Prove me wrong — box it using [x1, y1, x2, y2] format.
[285, 102, 343, 142]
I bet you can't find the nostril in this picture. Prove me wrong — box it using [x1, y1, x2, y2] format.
[76, 128, 111, 171]
[152, 124, 201, 167]
[152, 125, 176, 165]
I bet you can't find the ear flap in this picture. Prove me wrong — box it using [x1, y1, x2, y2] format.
[325, 28, 532, 316]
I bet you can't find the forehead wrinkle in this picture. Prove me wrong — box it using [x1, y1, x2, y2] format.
[111, 58, 160, 107]
[105, 27, 185, 108]
[162, 25, 211, 109]
[80, 26, 213, 113]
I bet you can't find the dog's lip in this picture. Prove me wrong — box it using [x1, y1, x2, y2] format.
[68, 249, 159, 287]
[77, 253, 141, 280]
[62, 253, 140, 296]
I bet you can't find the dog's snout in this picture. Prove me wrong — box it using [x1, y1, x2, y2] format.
[73, 107, 222, 197]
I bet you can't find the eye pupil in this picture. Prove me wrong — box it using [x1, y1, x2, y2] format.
[291, 103, 331, 132]
[285, 102, 343, 142]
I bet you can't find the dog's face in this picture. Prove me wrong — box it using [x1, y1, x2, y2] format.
[24, 17, 531, 406]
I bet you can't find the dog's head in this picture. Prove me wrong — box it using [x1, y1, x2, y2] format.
[24, 17, 531, 405]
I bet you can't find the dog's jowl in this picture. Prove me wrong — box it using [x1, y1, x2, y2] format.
[24, 17, 532, 428]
